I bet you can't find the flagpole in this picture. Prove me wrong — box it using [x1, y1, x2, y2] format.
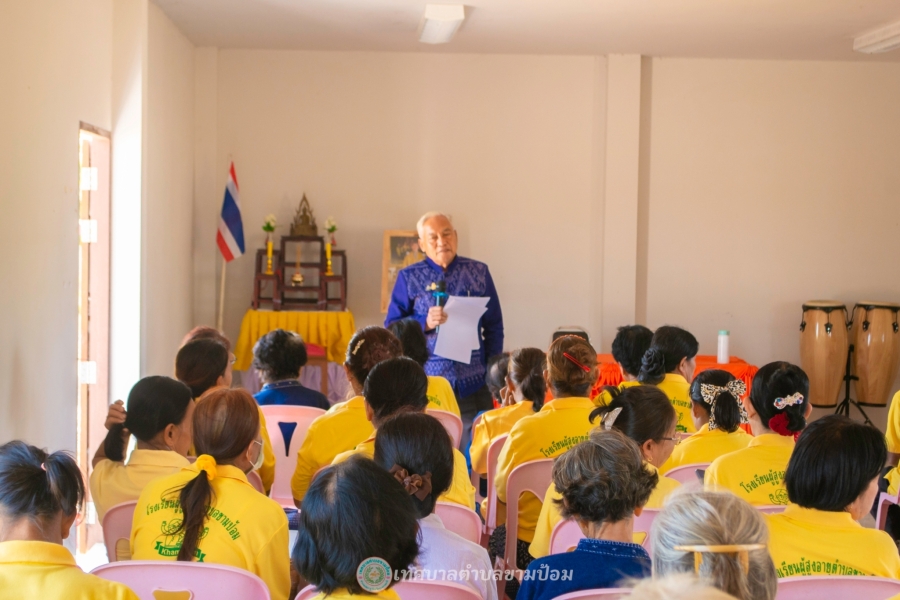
[217, 256, 227, 331]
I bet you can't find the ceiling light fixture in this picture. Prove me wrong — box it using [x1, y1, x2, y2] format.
[419, 4, 466, 45]
[853, 19, 900, 54]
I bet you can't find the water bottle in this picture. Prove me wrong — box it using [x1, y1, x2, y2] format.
[717, 330, 730, 364]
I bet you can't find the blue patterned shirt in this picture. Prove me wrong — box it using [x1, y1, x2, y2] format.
[385, 255, 504, 399]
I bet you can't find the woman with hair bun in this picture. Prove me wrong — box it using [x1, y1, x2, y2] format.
[0, 441, 139, 599]
[638, 326, 699, 433]
[388, 318, 461, 416]
[252, 329, 329, 409]
[660, 370, 752, 474]
[290, 326, 401, 506]
[471, 347, 546, 477]
[705, 361, 810, 506]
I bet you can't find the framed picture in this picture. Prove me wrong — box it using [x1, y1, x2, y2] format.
[381, 230, 425, 313]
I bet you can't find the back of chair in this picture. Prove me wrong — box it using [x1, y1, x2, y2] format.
[776, 575, 900, 599]
[427, 409, 463, 449]
[756, 505, 787, 514]
[394, 579, 482, 600]
[504, 459, 554, 577]
[664, 463, 710, 485]
[435, 501, 482, 544]
[633, 508, 660, 554]
[260, 405, 327, 508]
[549, 518, 583, 554]
[471, 413, 485, 504]
[484, 434, 509, 535]
[92, 560, 271, 600]
[553, 589, 632, 600]
[102, 501, 137, 562]
[876, 491, 898, 531]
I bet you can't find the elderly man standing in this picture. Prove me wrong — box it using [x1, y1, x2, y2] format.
[386, 212, 504, 449]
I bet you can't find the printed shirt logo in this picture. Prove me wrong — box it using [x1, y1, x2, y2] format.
[153, 519, 208, 562]
[147, 492, 243, 562]
[538, 434, 589, 458]
[357, 557, 392, 592]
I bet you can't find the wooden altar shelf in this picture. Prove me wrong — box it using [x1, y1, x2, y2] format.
[250, 236, 348, 311]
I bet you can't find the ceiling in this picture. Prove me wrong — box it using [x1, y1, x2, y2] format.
[154, 0, 900, 61]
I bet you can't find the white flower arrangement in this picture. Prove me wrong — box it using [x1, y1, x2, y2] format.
[262, 214, 277, 233]
[325, 216, 338, 234]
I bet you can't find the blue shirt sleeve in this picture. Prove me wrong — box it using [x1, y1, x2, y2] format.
[385, 268, 428, 331]
[481, 266, 504, 359]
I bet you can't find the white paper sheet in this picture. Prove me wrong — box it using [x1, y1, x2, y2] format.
[433, 296, 489, 363]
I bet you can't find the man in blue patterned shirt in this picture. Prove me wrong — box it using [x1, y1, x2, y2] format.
[385, 212, 504, 448]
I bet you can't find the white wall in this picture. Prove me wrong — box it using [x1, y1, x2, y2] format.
[0, 1, 113, 449]
[199, 51, 606, 349]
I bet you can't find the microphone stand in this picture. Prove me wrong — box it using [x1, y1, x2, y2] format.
[834, 344, 873, 426]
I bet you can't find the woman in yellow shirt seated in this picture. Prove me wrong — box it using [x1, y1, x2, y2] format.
[705, 361, 809, 506]
[291, 326, 401, 506]
[293, 456, 419, 600]
[767, 414, 900, 579]
[530, 384, 681, 558]
[388, 318, 460, 416]
[471, 347, 546, 476]
[0, 441, 139, 600]
[90, 376, 194, 522]
[637, 326, 699, 433]
[660, 370, 752, 474]
[131, 389, 290, 600]
[594, 324, 654, 407]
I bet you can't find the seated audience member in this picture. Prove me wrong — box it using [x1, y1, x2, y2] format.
[885, 390, 900, 467]
[652, 490, 776, 600]
[373, 413, 497, 600]
[131, 389, 289, 600]
[388, 318, 461, 416]
[176, 337, 276, 494]
[491, 336, 599, 580]
[332, 356, 476, 509]
[595, 324, 654, 407]
[767, 415, 900, 578]
[486, 352, 511, 404]
[705, 362, 809, 506]
[637, 326, 699, 433]
[252, 329, 329, 409]
[181, 324, 231, 349]
[629, 574, 739, 600]
[90, 376, 194, 522]
[293, 456, 419, 600]
[660, 370, 752, 474]
[471, 347, 546, 476]
[518, 429, 656, 600]
[531, 385, 681, 558]
[290, 327, 400, 506]
[0, 441, 139, 600]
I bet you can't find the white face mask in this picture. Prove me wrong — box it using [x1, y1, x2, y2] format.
[250, 439, 264, 472]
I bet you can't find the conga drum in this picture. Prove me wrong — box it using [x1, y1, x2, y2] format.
[851, 302, 900, 407]
[800, 301, 849, 408]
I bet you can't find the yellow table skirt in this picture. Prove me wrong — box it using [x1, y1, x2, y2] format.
[234, 309, 356, 370]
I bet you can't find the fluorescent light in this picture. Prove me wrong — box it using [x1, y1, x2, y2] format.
[854, 19, 900, 54]
[419, 4, 465, 45]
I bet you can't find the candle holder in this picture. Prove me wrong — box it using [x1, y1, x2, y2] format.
[265, 233, 274, 275]
[325, 241, 334, 276]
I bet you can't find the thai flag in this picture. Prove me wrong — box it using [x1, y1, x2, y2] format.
[216, 162, 245, 262]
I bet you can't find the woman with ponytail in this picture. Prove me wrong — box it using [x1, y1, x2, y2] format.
[471, 347, 547, 476]
[638, 326, 699, 433]
[131, 389, 289, 600]
[705, 361, 810, 506]
[660, 370, 753, 474]
[89, 376, 194, 522]
[0, 441, 138, 599]
[530, 385, 681, 558]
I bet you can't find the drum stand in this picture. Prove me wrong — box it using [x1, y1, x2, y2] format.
[834, 344, 874, 426]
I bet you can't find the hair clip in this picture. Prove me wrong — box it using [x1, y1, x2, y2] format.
[40, 462, 47, 472]
[700, 380, 748, 430]
[774, 392, 804, 410]
[352, 339, 365, 356]
[674, 543, 766, 575]
[563, 352, 590, 373]
[389, 465, 433, 501]
[603, 407, 624, 431]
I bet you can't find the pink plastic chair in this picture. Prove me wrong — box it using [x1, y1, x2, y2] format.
[471, 414, 486, 504]
[102, 501, 137, 562]
[500, 459, 554, 586]
[756, 504, 787, 514]
[632, 508, 660, 554]
[297, 580, 481, 600]
[484, 435, 509, 538]
[554, 589, 632, 599]
[549, 518, 583, 554]
[92, 560, 271, 599]
[260, 405, 327, 508]
[435, 501, 483, 544]
[776, 575, 900, 599]
[664, 463, 709, 485]
[427, 409, 463, 449]
[876, 491, 898, 531]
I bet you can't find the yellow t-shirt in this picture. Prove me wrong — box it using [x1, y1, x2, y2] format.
[495, 397, 596, 543]
[657, 373, 695, 433]
[529, 463, 680, 558]
[885, 467, 900, 496]
[705, 433, 794, 505]
[90, 449, 190, 521]
[0, 541, 139, 600]
[767, 504, 900, 579]
[593, 380, 642, 407]
[427, 376, 461, 417]
[308, 588, 401, 600]
[291, 396, 374, 503]
[470, 401, 535, 475]
[886, 390, 900, 454]
[332, 433, 476, 510]
[660, 424, 753, 474]
[131, 463, 290, 600]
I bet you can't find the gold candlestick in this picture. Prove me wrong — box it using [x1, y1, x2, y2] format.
[325, 241, 334, 276]
[265, 234, 273, 274]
